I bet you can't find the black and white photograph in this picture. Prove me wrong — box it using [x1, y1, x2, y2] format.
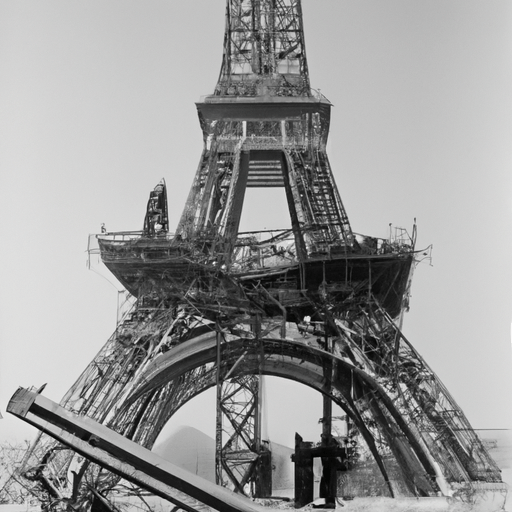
[1, 2, 511, 511]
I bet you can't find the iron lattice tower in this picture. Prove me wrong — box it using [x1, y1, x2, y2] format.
[5, 1, 504, 511]
[176, 0, 352, 265]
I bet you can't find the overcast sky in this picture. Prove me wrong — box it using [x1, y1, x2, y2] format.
[1, 1, 511, 451]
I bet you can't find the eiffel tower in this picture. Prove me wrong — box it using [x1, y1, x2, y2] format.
[7, 1, 504, 510]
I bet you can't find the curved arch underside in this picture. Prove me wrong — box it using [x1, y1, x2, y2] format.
[21, 297, 502, 509]
[115, 334, 440, 497]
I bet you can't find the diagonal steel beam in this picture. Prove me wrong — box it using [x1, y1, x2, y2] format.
[7, 387, 271, 512]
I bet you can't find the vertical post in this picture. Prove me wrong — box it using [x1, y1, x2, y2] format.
[293, 433, 314, 508]
[320, 321, 336, 506]
[322, 325, 332, 442]
[253, 313, 272, 498]
[281, 120, 287, 146]
[322, 396, 332, 440]
[215, 327, 223, 486]
[254, 313, 262, 496]
[254, 314, 262, 454]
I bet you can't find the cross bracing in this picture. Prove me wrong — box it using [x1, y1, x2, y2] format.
[3, 0, 506, 510]
[217, 0, 310, 97]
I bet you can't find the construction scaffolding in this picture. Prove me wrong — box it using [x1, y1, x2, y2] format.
[4, 1, 506, 511]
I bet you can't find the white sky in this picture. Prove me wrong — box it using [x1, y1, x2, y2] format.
[1, 1, 511, 450]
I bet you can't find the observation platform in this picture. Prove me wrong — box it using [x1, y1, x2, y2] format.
[96, 228, 416, 319]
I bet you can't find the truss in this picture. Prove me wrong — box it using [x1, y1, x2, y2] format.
[4, 0, 506, 510]
[216, 0, 310, 96]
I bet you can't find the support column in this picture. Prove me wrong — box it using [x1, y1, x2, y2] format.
[293, 433, 314, 508]
[320, 323, 336, 506]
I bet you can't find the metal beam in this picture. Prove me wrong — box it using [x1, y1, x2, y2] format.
[7, 388, 271, 512]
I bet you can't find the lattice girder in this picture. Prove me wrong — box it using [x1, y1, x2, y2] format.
[9, 1, 505, 509]
[16, 294, 504, 510]
[216, 0, 310, 97]
[175, 99, 354, 262]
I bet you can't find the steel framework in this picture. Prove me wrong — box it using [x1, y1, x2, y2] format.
[4, 1, 506, 511]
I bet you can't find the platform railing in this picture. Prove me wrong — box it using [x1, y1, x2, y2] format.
[88, 226, 415, 273]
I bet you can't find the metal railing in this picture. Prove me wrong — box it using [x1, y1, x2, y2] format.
[87, 225, 416, 273]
